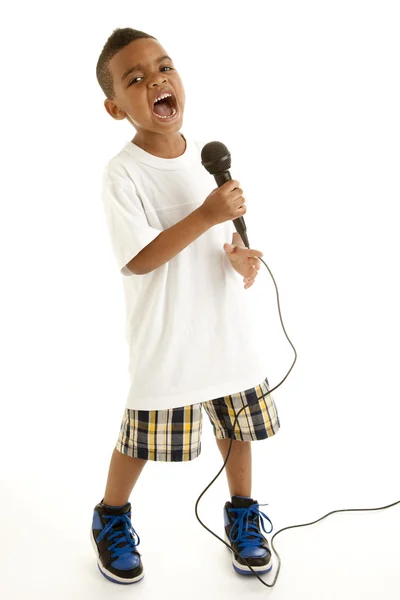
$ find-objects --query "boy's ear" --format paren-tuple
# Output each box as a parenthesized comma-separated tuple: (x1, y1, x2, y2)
(104, 99, 126, 120)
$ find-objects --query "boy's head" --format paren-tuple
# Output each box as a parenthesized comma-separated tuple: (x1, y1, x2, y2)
(96, 28, 185, 139)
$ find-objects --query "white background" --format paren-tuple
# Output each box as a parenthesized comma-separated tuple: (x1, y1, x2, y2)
(1, 1, 399, 598)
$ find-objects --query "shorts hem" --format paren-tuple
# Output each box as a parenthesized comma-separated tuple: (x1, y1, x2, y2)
(213, 419, 281, 441)
(115, 441, 202, 462)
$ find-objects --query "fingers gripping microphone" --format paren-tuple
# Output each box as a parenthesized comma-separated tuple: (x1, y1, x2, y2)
(201, 141, 250, 248)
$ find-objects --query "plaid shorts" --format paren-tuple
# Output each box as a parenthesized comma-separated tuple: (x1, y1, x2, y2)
(115, 377, 280, 462)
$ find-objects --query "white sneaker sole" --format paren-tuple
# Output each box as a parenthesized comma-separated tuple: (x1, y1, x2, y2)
(90, 526, 144, 584)
(224, 532, 273, 575)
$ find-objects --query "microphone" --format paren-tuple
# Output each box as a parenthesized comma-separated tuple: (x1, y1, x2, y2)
(201, 141, 250, 248)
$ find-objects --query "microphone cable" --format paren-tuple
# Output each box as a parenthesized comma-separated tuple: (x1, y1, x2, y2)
(194, 249, 400, 589)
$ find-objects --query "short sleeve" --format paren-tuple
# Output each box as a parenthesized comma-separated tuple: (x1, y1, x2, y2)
(102, 163, 162, 276)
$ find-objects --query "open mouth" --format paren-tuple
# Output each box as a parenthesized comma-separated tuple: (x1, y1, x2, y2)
(152, 92, 178, 120)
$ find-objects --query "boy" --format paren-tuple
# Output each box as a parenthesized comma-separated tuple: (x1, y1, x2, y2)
(92, 27, 280, 585)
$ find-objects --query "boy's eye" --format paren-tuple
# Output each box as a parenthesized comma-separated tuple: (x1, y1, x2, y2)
(128, 66, 174, 86)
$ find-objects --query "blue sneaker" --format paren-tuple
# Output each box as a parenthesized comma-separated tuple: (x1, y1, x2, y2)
(90, 498, 144, 584)
(223, 495, 273, 575)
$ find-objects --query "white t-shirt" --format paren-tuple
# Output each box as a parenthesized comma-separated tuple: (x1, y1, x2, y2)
(101, 135, 268, 410)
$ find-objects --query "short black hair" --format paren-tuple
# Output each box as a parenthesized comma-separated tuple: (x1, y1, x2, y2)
(96, 27, 157, 99)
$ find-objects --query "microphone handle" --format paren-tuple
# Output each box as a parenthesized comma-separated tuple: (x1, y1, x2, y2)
(213, 170, 250, 248)
(213, 171, 232, 187)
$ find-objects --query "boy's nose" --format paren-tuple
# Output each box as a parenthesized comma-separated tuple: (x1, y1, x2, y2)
(148, 75, 167, 88)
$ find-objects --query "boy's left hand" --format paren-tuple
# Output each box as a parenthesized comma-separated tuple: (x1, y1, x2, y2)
(224, 232, 263, 289)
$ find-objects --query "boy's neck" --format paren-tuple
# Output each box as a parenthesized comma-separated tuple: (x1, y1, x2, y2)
(132, 132, 186, 159)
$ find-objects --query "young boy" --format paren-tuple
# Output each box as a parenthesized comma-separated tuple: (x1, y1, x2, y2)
(92, 27, 280, 585)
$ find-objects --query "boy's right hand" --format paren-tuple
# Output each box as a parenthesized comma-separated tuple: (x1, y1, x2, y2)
(200, 180, 247, 227)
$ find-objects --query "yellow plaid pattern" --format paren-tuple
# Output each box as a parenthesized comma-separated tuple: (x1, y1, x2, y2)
(115, 377, 280, 462)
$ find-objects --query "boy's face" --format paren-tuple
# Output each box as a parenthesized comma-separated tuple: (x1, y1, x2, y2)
(105, 38, 185, 136)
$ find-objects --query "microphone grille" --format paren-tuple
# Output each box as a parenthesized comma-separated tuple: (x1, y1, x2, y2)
(201, 141, 231, 174)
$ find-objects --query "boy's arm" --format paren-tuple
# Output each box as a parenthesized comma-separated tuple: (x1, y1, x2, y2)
(127, 206, 213, 275)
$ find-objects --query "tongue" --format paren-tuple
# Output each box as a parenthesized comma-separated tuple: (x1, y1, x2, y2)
(153, 99, 173, 117)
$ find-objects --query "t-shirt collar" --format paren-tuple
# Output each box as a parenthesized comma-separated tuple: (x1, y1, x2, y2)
(123, 134, 197, 170)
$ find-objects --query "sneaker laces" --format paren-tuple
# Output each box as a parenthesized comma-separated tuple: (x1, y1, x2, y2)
(228, 503, 273, 551)
(97, 514, 140, 558)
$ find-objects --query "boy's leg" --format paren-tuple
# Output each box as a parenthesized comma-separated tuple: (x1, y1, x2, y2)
(203, 377, 280, 499)
(203, 379, 279, 575)
(215, 438, 252, 498)
(103, 448, 147, 506)
(102, 402, 204, 506)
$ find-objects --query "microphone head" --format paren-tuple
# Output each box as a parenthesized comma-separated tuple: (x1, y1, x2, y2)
(201, 141, 231, 175)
